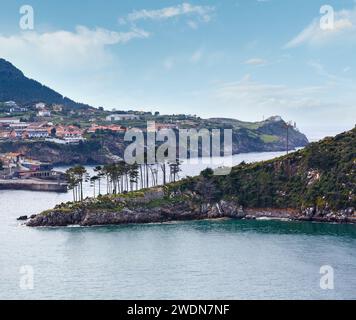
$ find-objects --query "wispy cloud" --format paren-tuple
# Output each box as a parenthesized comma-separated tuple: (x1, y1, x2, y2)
(244, 58, 267, 66)
(120, 2, 215, 28)
(285, 6, 356, 48)
(191, 49, 203, 63)
(211, 73, 356, 132)
(215, 75, 325, 111)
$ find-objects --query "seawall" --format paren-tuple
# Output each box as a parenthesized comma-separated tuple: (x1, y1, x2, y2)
(0, 179, 67, 193)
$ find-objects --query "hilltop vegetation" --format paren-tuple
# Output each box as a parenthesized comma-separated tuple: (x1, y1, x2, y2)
(175, 127, 356, 210)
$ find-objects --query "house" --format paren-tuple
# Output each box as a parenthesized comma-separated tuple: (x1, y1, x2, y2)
(37, 110, 51, 117)
(9, 123, 30, 130)
(52, 104, 63, 112)
(10, 130, 22, 139)
(0, 118, 21, 124)
(147, 122, 178, 132)
(105, 114, 140, 122)
(35, 102, 46, 110)
(56, 125, 83, 138)
(3, 102, 28, 113)
(87, 124, 126, 133)
(155, 123, 178, 130)
(54, 125, 85, 143)
(4, 101, 18, 108)
(9, 106, 28, 113)
(0, 152, 25, 169)
(0, 131, 10, 139)
(22, 128, 50, 139)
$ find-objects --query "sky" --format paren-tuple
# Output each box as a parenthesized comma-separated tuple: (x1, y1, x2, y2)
(0, 0, 355, 140)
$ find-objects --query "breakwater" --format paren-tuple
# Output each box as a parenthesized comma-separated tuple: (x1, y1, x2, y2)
(0, 179, 67, 193)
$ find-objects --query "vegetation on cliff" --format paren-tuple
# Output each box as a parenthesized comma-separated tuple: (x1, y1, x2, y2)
(26, 128, 355, 227)
(174, 127, 356, 210)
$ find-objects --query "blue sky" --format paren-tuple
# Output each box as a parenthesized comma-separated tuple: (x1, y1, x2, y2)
(0, 0, 355, 139)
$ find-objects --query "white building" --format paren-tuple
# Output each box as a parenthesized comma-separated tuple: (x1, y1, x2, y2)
(25, 129, 49, 139)
(37, 110, 51, 117)
(9, 123, 29, 130)
(0, 118, 21, 124)
(35, 102, 47, 109)
(106, 114, 140, 122)
(4, 101, 18, 107)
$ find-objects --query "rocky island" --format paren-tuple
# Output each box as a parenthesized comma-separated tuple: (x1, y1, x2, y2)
(26, 127, 355, 227)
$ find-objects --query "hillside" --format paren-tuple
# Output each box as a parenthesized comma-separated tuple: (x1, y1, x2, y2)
(0, 59, 308, 163)
(26, 128, 355, 227)
(0, 58, 91, 109)
(177, 127, 356, 211)
(203, 116, 308, 153)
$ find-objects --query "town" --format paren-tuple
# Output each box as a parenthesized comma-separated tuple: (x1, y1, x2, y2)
(0, 100, 187, 144)
(0, 100, 194, 191)
(0, 100, 307, 192)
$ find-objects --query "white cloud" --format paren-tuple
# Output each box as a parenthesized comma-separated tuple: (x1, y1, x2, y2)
(121, 2, 214, 28)
(0, 26, 149, 70)
(244, 58, 267, 66)
(0, 26, 150, 106)
(191, 49, 203, 63)
(307, 61, 339, 82)
(285, 6, 356, 48)
(215, 75, 325, 111)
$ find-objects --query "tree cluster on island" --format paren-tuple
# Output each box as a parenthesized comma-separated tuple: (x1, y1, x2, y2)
(65, 159, 182, 202)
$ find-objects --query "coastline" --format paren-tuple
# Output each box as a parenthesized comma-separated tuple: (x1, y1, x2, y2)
(24, 193, 356, 227)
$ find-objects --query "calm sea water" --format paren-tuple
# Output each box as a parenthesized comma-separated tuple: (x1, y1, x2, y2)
(1, 151, 355, 300)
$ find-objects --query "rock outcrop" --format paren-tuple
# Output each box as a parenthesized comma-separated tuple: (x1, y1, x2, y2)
(26, 194, 243, 227)
(26, 188, 356, 227)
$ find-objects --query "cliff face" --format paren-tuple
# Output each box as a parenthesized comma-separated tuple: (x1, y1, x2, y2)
(26, 189, 355, 227)
(0, 139, 124, 165)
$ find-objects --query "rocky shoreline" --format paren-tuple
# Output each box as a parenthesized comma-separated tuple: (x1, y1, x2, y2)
(21, 128, 356, 228)
(24, 188, 356, 227)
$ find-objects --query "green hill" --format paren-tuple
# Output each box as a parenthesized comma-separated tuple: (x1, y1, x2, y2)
(0, 58, 91, 109)
(176, 127, 356, 210)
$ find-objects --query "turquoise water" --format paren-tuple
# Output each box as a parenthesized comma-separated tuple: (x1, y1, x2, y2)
(1, 151, 355, 299)
(1, 190, 356, 299)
